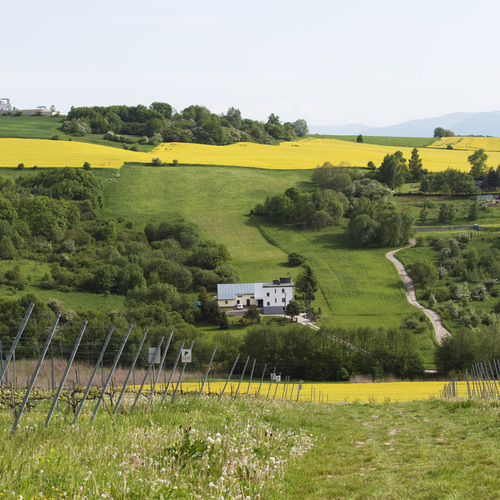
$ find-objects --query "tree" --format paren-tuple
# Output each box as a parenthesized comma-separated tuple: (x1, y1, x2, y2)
(356, 134, 363, 143)
(292, 119, 309, 137)
(377, 154, 406, 189)
(0, 235, 17, 259)
(408, 148, 424, 180)
(468, 149, 488, 180)
(438, 203, 455, 223)
(285, 300, 301, 321)
(419, 207, 428, 224)
(468, 201, 479, 221)
(244, 305, 261, 324)
(295, 264, 318, 296)
(224, 107, 242, 128)
(409, 260, 437, 287)
(433, 127, 455, 138)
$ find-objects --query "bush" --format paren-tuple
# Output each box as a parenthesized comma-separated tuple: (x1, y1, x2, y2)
(152, 157, 163, 166)
(287, 252, 306, 267)
(17, 163, 24, 170)
(83, 161, 91, 170)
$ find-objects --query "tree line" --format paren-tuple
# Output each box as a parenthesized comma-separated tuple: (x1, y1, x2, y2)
(62, 104, 309, 147)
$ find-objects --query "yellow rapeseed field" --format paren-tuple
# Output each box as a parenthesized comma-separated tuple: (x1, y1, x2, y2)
(431, 136, 500, 152)
(155, 380, 467, 403)
(2, 137, 500, 172)
(0, 138, 152, 168)
(152, 138, 500, 172)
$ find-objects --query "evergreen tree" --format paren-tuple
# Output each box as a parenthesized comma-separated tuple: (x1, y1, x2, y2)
(296, 264, 318, 296)
(408, 148, 424, 180)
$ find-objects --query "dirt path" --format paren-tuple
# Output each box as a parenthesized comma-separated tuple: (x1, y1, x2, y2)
(386, 242, 451, 344)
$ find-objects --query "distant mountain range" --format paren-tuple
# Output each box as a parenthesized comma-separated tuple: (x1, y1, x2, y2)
(310, 111, 500, 138)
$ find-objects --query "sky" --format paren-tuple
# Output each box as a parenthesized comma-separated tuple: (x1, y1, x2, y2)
(3, 0, 500, 127)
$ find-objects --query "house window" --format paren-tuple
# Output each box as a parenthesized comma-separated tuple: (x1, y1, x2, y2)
(282, 289, 285, 293)
(266, 292, 270, 296)
(267, 302, 270, 306)
(282, 298, 286, 303)
(225, 301, 228, 304)
(275, 298, 277, 303)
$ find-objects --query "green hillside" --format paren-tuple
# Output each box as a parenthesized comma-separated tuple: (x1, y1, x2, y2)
(100, 164, 418, 328)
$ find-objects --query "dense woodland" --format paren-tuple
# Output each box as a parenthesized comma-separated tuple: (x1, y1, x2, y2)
(63, 103, 309, 146)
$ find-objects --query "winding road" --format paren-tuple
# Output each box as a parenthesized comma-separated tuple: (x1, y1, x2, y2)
(386, 243, 451, 344)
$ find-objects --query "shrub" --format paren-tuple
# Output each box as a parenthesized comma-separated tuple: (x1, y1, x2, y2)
(152, 157, 163, 166)
(288, 252, 306, 266)
(17, 163, 24, 170)
(172, 159, 178, 166)
(83, 161, 91, 170)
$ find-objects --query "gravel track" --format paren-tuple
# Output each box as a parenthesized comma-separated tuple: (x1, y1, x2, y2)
(386, 243, 451, 344)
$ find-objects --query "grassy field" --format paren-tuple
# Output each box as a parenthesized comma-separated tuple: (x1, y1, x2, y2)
(1, 395, 500, 499)
(0, 115, 156, 151)
(310, 135, 437, 148)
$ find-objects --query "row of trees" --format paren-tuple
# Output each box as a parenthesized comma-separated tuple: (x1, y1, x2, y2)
(243, 320, 425, 380)
(63, 104, 309, 146)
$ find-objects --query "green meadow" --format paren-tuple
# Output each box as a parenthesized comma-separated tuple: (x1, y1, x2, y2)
(2, 396, 500, 499)
(101, 163, 418, 328)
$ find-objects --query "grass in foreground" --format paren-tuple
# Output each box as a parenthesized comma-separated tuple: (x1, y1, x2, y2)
(1, 396, 500, 499)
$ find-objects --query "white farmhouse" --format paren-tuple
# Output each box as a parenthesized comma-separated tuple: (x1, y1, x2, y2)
(0, 98, 12, 112)
(217, 277, 294, 315)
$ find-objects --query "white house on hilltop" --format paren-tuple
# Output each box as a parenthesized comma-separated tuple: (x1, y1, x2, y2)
(0, 98, 12, 112)
(217, 277, 294, 315)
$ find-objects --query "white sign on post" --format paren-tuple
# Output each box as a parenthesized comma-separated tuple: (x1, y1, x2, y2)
(275, 375, 281, 383)
(148, 347, 161, 364)
(182, 349, 192, 363)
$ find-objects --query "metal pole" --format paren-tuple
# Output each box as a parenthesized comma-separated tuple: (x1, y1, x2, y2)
(266, 367, 276, 398)
(113, 329, 149, 415)
(245, 359, 256, 399)
(12, 350, 16, 391)
(46, 321, 87, 426)
(465, 370, 471, 398)
(91, 324, 133, 422)
(161, 342, 184, 404)
(218, 354, 240, 401)
(172, 341, 194, 402)
(487, 361, 500, 398)
(131, 337, 164, 410)
(234, 356, 250, 398)
(273, 378, 279, 400)
(256, 363, 267, 398)
(11, 313, 60, 434)
(289, 380, 295, 401)
(199, 345, 217, 399)
(149, 329, 174, 403)
(74, 326, 115, 424)
(0, 303, 34, 383)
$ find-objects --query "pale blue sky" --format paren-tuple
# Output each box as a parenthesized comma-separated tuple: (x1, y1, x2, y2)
(3, 0, 499, 126)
